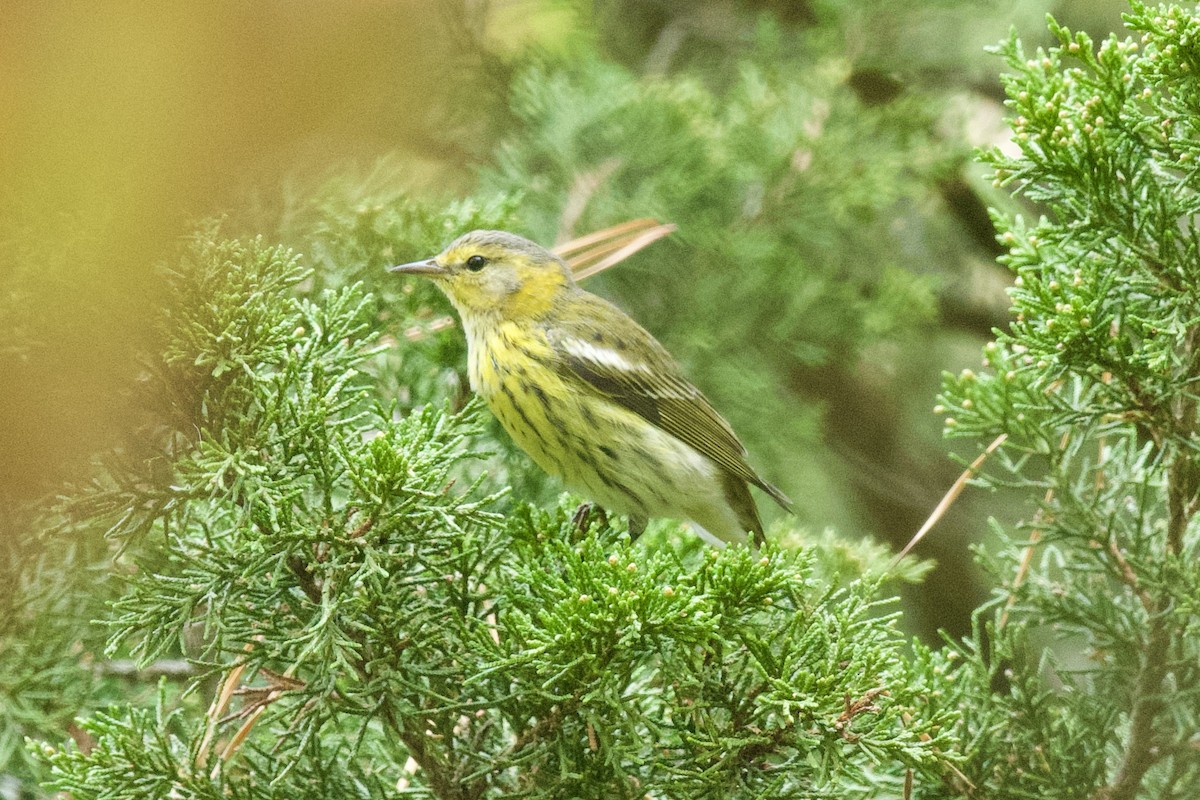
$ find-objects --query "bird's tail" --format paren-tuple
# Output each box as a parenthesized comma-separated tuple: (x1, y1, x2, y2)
(756, 478, 795, 515)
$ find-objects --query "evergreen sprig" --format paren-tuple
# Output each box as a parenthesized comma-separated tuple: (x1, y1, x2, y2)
(23, 225, 952, 799)
(13, 4, 1200, 798)
(937, 4, 1200, 797)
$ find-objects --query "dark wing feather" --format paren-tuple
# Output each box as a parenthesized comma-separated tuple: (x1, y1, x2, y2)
(546, 292, 792, 512)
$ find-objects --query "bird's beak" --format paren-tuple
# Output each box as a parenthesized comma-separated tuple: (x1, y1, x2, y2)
(388, 258, 447, 277)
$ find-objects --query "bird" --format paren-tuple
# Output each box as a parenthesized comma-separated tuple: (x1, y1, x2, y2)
(389, 229, 791, 546)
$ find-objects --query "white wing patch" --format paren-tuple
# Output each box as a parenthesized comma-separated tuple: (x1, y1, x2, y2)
(560, 337, 651, 375)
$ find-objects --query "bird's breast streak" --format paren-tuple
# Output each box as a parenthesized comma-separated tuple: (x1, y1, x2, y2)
(465, 320, 744, 540)
(470, 324, 561, 449)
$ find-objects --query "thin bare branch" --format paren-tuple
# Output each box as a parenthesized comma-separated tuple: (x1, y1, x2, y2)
(890, 433, 1007, 568)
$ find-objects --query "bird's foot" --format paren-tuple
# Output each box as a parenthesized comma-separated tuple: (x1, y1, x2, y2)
(628, 515, 646, 543)
(570, 502, 609, 536)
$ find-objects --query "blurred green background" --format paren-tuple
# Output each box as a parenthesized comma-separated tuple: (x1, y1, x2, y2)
(0, 0, 1134, 637)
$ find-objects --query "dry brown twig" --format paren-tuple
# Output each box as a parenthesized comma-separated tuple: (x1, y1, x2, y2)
(557, 158, 623, 240)
(197, 638, 306, 779)
(196, 640, 256, 768)
(556, 218, 678, 281)
(890, 433, 1008, 569)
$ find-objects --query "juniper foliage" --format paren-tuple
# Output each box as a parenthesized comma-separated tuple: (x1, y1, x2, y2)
(937, 4, 1200, 797)
(20, 224, 950, 799)
(7, 3, 1200, 799)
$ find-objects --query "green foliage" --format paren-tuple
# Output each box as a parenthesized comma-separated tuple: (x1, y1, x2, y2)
(488, 32, 945, 367)
(937, 4, 1200, 796)
(261, 175, 567, 502)
(0, 508, 109, 785)
(12, 3, 1200, 799)
(15, 225, 952, 799)
(478, 22, 969, 530)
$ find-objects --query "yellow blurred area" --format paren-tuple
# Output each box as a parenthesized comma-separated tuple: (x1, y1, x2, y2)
(0, 0, 488, 501)
(485, 0, 587, 56)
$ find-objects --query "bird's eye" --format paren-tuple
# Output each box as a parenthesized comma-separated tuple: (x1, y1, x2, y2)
(465, 255, 487, 272)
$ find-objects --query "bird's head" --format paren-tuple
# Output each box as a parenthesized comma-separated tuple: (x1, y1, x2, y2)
(389, 230, 574, 321)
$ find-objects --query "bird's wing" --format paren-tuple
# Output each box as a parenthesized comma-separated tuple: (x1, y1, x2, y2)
(546, 293, 791, 511)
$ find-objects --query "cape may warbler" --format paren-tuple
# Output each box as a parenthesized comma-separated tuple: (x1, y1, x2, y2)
(390, 230, 791, 546)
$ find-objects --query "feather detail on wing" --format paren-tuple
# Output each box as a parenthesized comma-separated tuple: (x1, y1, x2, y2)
(546, 292, 793, 513)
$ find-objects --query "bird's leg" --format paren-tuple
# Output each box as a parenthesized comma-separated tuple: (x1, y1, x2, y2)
(570, 502, 593, 531)
(571, 502, 609, 535)
(628, 515, 647, 542)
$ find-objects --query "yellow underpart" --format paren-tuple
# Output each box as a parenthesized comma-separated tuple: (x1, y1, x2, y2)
(463, 316, 745, 541)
